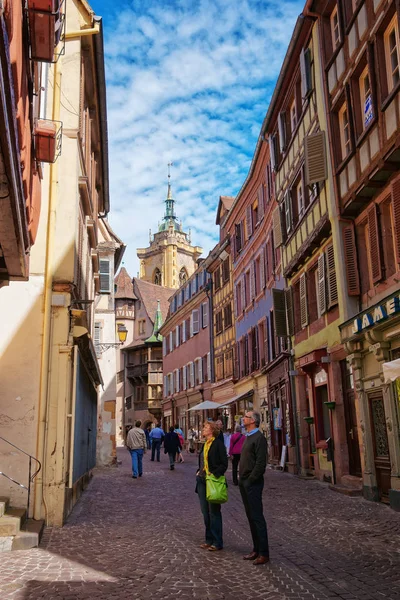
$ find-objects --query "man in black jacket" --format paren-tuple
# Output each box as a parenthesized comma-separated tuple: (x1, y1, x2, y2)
(239, 410, 270, 565)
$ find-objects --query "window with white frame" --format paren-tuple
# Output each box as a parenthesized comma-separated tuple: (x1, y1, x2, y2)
(330, 6, 340, 50)
(384, 15, 400, 92)
(99, 258, 111, 293)
(296, 178, 304, 219)
(290, 97, 297, 134)
(94, 321, 101, 357)
(359, 66, 373, 129)
(338, 103, 351, 160)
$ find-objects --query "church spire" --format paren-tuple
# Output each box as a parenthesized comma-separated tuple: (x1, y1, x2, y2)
(164, 161, 176, 220)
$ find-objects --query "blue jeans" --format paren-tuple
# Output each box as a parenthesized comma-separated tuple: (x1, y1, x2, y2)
(196, 476, 223, 549)
(151, 439, 161, 461)
(130, 449, 144, 477)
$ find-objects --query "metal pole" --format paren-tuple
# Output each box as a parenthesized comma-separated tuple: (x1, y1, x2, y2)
(27, 457, 32, 530)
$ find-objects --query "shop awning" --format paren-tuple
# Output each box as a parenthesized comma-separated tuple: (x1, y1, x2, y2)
(187, 400, 221, 412)
(382, 359, 400, 383)
(219, 390, 254, 407)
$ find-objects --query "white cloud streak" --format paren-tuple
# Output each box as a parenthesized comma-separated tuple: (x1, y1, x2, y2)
(95, 0, 304, 277)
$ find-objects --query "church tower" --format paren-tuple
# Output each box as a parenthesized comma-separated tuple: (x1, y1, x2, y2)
(137, 166, 202, 289)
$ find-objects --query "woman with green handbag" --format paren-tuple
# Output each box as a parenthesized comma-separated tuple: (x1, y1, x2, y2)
(195, 421, 228, 552)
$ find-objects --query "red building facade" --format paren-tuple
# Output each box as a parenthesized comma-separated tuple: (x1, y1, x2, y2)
(160, 264, 212, 435)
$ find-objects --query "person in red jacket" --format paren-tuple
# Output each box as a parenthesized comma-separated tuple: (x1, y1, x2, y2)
(229, 425, 245, 486)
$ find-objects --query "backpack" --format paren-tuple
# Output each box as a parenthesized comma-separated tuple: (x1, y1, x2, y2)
(178, 433, 184, 448)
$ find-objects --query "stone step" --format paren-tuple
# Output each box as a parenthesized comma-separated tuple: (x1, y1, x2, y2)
(341, 474, 363, 490)
(0, 514, 22, 536)
(11, 519, 45, 551)
(0, 497, 10, 518)
(329, 484, 363, 497)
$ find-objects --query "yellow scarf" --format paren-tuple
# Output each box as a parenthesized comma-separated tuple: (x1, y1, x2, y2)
(203, 438, 214, 475)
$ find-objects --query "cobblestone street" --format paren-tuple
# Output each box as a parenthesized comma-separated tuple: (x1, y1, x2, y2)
(1, 449, 400, 600)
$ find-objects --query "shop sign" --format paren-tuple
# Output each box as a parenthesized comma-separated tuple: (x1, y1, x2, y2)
(352, 295, 400, 334)
(273, 407, 282, 430)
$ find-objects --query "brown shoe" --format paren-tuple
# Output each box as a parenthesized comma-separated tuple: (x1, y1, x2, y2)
(253, 556, 270, 565)
(199, 543, 212, 549)
(208, 545, 223, 551)
(243, 551, 259, 560)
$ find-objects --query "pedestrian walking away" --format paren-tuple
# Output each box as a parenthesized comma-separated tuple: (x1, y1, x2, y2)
(163, 426, 182, 470)
(150, 423, 165, 461)
(195, 420, 228, 552)
(239, 410, 270, 565)
(215, 419, 224, 442)
(229, 425, 245, 486)
(188, 426, 197, 453)
(126, 420, 147, 479)
(174, 423, 185, 462)
(144, 424, 151, 450)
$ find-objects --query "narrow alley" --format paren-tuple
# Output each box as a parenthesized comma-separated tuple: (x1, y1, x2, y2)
(1, 449, 400, 600)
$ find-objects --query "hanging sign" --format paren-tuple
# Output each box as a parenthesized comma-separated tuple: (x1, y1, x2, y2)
(352, 294, 400, 334)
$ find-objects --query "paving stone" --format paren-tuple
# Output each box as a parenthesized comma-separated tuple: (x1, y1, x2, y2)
(1, 449, 400, 599)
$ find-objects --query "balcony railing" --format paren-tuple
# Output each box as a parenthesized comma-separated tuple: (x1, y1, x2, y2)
(126, 363, 147, 379)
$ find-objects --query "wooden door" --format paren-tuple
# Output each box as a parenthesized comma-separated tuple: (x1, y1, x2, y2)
(369, 391, 391, 500)
(341, 361, 362, 476)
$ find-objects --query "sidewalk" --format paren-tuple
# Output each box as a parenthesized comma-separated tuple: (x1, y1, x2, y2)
(1, 447, 400, 599)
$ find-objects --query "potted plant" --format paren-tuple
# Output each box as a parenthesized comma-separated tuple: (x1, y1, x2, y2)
(304, 416, 314, 424)
(324, 401, 336, 410)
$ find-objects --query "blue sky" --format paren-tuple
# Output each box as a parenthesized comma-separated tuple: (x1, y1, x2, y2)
(89, 0, 304, 278)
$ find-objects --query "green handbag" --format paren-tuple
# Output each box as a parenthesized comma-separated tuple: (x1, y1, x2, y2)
(206, 473, 228, 504)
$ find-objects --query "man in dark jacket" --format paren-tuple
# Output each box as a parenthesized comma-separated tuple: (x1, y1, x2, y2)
(164, 427, 181, 470)
(239, 410, 269, 565)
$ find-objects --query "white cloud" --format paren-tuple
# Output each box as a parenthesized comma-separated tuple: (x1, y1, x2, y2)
(96, 0, 304, 277)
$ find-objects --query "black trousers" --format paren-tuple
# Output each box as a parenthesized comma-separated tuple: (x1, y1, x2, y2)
(239, 478, 269, 557)
(232, 455, 240, 485)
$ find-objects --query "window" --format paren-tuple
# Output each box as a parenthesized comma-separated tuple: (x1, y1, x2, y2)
(236, 281, 242, 315)
(125, 396, 132, 410)
(222, 257, 230, 283)
(258, 320, 266, 367)
(252, 200, 259, 229)
(201, 301, 209, 328)
(339, 103, 351, 160)
(94, 321, 101, 357)
(215, 310, 223, 335)
(153, 268, 162, 286)
(179, 268, 188, 286)
(384, 15, 400, 92)
(296, 178, 305, 219)
(138, 319, 146, 335)
(99, 258, 111, 293)
(224, 303, 232, 329)
(359, 67, 373, 130)
(330, 6, 340, 50)
(290, 98, 297, 134)
(192, 309, 200, 334)
(235, 222, 243, 255)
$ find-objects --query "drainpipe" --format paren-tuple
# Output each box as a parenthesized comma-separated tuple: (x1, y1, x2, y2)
(288, 340, 301, 476)
(205, 274, 214, 384)
(34, 59, 61, 521)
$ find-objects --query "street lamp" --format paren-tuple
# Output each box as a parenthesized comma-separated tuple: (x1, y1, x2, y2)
(96, 323, 128, 354)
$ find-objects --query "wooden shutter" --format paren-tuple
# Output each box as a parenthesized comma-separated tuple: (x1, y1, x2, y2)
(244, 334, 249, 375)
(272, 288, 287, 337)
(269, 135, 277, 171)
(241, 275, 246, 311)
(202, 301, 208, 328)
(190, 362, 194, 388)
(343, 224, 360, 295)
(317, 253, 327, 315)
(234, 342, 240, 380)
(254, 326, 259, 370)
(250, 261, 256, 300)
(278, 112, 287, 153)
(169, 331, 173, 350)
(190, 313, 193, 337)
(182, 366, 187, 390)
(192, 309, 200, 334)
(284, 288, 294, 336)
(300, 273, 308, 328)
(260, 249, 266, 289)
(182, 320, 186, 343)
(207, 352, 211, 382)
(326, 244, 338, 308)
(273, 207, 283, 248)
(198, 358, 203, 384)
(300, 47, 312, 99)
(391, 176, 400, 264)
(367, 204, 383, 283)
(162, 337, 166, 356)
(264, 316, 269, 364)
(258, 185, 265, 220)
(99, 258, 110, 293)
(246, 205, 253, 239)
(94, 322, 101, 357)
(176, 325, 180, 347)
(305, 131, 327, 185)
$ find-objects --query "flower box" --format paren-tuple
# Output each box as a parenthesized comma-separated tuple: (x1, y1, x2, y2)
(34, 120, 58, 163)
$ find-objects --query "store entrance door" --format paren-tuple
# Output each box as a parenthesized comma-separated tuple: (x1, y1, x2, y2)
(369, 391, 391, 501)
(341, 361, 361, 477)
